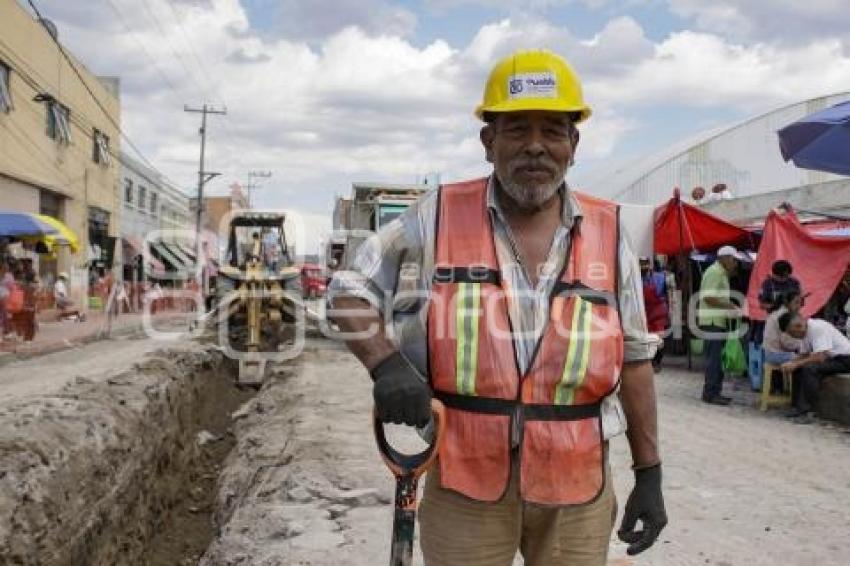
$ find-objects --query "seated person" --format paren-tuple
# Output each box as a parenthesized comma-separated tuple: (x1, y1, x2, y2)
(778, 312, 850, 423)
(763, 290, 803, 365)
(54, 272, 83, 321)
(245, 232, 265, 268)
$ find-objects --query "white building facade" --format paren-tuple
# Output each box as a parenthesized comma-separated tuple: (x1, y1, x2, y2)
(119, 152, 192, 279)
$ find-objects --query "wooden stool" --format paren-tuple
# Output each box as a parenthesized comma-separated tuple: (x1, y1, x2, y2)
(759, 363, 793, 411)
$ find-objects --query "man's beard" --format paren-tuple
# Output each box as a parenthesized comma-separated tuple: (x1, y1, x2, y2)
(497, 157, 565, 211)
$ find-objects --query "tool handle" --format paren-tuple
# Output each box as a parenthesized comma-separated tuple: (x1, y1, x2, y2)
(374, 399, 445, 480)
(390, 506, 417, 566)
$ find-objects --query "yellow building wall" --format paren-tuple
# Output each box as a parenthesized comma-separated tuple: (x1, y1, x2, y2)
(0, 0, 121, 272)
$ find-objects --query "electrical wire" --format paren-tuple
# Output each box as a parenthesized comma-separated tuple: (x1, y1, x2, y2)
(161, 0, 249, 174)
(106, 0, 248, 180)
(100, 0, 185, 108)
(26, 0, 161, 174)
(139, 0, 209, 100)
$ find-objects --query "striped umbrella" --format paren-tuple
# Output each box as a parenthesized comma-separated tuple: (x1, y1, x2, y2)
(0, 211, 58, 237)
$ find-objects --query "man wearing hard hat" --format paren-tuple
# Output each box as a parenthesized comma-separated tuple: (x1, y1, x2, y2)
(329, 50, 666, 565)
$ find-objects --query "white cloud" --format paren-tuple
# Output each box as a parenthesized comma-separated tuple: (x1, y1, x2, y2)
(590, 31, 850, 111)
(18, 0, 850, 252)
(269, 0, 417, 42)
(667, 0, 850, 43)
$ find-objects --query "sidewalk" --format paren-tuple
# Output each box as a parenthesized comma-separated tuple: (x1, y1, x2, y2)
(0, 309, 192, 362)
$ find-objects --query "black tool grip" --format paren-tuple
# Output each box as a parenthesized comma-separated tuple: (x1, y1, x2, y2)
(374, 399, 445, 479)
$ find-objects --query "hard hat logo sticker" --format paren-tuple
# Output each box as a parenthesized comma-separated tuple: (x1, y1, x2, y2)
(507, 72, 557, 100)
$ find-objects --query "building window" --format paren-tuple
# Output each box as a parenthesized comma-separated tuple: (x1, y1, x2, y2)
(138, 185, 147, 211)
(0, 61, 11, 113)
(150, 192, 158, 216)
(124, 178, 133, 204)
(46, 100, 71, 144)
(93, 129, 110, 165)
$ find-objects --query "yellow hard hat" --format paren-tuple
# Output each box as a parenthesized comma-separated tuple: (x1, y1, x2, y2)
(475, 49, 591, 122)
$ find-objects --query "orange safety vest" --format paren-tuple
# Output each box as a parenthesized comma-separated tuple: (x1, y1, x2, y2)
(427, 177, 624, 505)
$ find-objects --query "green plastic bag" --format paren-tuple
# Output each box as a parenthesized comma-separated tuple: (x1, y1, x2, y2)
(721, 335, 747, 376)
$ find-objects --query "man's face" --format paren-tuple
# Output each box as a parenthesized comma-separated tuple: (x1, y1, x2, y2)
(787, 317, 807, 339)
(718, 255, 738, 273)
(481, 111, 578, 211)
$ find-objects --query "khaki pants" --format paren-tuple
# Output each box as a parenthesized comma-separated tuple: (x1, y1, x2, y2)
(419, 460, 616, 566)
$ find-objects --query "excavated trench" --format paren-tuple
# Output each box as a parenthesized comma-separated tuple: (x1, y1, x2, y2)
(0, 342, 265, 565)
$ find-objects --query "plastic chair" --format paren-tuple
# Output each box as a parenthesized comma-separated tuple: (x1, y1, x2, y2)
(759, 363, 793, 411)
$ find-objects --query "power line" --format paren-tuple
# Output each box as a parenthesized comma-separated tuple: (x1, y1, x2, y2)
(26, 0, 161, 174)
(161, 0, 248, 173)
(0, 120, 77, 186)
(0, 42, 141, 167)
(100, 0, 185, 108)
(164, 0, 219, 97)
(139, 0, 208, 100)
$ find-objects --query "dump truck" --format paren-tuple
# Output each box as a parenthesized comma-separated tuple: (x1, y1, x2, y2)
(327, 182, 430, 271)
(213, 212, 301, 387)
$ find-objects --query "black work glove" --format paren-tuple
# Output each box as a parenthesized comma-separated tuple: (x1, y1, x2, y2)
(617, 463, 668, 556)
(371, 351, 432, 428)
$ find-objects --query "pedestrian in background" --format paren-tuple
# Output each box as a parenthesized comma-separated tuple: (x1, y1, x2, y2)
(54, 272, 83, 322)
(0, 264, 9, 338)
(641, 257, 668, 371)
(758, 260, 801, 314)
(698, 246, 745, 405)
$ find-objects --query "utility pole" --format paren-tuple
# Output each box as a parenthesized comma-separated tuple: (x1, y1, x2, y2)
(246, 170, 272, 208)
(184, 103, 226, 264)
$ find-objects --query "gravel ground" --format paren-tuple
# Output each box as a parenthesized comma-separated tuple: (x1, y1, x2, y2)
(204, 341, 850, 565)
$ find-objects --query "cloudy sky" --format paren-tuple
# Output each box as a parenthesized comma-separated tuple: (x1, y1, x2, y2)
(19, 0, 850, 252)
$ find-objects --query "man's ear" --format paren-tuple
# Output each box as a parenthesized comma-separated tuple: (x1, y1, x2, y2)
(569, 127, 580, 166)
(480, 125, 495, 164)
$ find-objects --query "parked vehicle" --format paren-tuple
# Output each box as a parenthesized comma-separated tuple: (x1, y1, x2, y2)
(301, 263, 327, 299)
(328, 182, 430, 273)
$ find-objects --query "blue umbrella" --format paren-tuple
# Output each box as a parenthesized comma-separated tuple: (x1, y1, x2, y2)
(0, 211, 59, 237)
(778, 100, 850, 176)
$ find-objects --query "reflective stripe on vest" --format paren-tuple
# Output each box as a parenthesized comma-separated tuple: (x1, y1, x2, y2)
(427, 177, 623, 505)
(555, 295, 593, 406)
(455, 281, 480, 396)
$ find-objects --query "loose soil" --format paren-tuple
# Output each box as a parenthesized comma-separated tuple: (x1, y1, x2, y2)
(143, 360, 253, 565)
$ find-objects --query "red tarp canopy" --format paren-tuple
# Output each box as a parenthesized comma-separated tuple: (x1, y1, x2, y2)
(746, 208, 850, 321)
(654, 190, 754, 255)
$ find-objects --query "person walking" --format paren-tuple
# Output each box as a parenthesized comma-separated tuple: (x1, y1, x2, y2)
(329, 49, 666, 565)
(697, 245, 745, 405)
